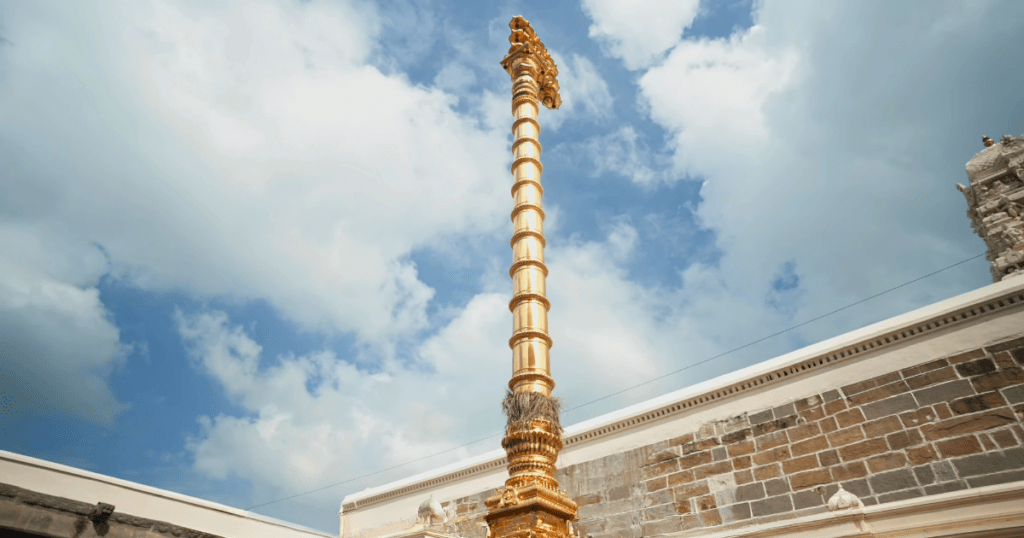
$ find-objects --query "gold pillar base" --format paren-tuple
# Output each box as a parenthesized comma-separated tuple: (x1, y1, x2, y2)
(484, 485, 578, 538)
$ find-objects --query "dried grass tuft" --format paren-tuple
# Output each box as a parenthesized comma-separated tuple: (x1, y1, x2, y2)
(501, 389, 563, 436)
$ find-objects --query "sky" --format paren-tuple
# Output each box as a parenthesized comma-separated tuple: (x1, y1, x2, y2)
(1, 0, 1023, 533)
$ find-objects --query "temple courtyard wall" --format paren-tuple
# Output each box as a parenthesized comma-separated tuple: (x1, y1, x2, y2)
(342, 276, 1024, 538)
(0, 450, 332, 538)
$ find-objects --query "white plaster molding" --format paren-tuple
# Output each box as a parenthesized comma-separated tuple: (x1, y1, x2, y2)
(0, 450, 331, 538)
(664, 480, 1024, 538)
(342, 277, 1024, 515)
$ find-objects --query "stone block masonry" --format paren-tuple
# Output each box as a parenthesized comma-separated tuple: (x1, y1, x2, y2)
(433, 335, 1024, 538)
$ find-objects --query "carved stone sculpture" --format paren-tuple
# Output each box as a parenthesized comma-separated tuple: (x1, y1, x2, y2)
(827, 485, 864, 511)
(417, 496, 447, 527)
(961, 134, 1024, 281)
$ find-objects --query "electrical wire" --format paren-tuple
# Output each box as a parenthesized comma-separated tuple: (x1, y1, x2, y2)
(244, 251, 986, 510)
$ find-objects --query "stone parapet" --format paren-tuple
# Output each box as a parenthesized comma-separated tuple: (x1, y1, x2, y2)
(427, 335, 1024, 538)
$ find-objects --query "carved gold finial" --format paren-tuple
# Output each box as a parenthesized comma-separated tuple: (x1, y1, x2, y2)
(501, 16, 561, 110)
(983, 136, 994, 147)
(485, 16, 577, 538)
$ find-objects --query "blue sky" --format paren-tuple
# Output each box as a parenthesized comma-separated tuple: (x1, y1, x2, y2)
(2, 0, 1023, 533)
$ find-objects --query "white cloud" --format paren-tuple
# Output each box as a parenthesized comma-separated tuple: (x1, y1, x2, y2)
(582, 0, 701, 70)
(0, 258, 129, 428)
(0, 0, 511, 356)
(615, 0, 1015, 351)
(579, 126, 666, 186)
(545, 53, 614, 130)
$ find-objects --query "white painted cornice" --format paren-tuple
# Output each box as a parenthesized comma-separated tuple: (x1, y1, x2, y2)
(343, 277, 1024, 513)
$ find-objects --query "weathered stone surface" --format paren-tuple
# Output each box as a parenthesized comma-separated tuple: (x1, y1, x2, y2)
(994, 351, 1017, 369)
(641, 459, 679, 480)
(734, 482, 765, 503)
(971, 367, 1024, 392)
(827, 426, 865, 447)
(773, 403, 797, 419)
(952, 447, 1024, 477)
(822, 390, 842, 402)
(899, 408, 937, 428)
(643, 488, 673, 508)
(843, 372, 902, 397)
(752, 446, 790, 466)
(641, 503, 678, 522)
(985, 335, 1024, 353)
(907, 445, 938, 465)
(732, 456, 752, 470)
(831, 461, 868, 481)
(790, 469, 831, 490)
(869, 468, 917, 494)
(824, 399, 847, 416)
(840, 478, 872, 500)
(863, 416, 903, 437)
(914, 380, 975, 406)
(749, 410, 774, 425)
(877, 488, 924, 504)
(792, 489, 823, 510)
(799, 405, 826, 422)
(721, 429, 750, 445)
(835, 408, 866, 428)
(753, 415, 798, 437)
(849, 381, 911, 406)
(965, 469, 1024, 488)
(669, 433, 696, 447)
(666, 470, 695, 489)
(677, 451, 713, 471)
(694, 495, 716, 512)
(753, 464, 781, 481)
(818, 450, 840, 467)
(933, 460, 958, 482)
(791, 435, 827, 457)
(867, 453, 907, 473)
(955, 358, 997, 377)
(839, 439, 887, 462)
(992, 429, 1019, 448)
(901, 358, 949, 379)
(947, 349, 986, 364)
(925, 481, 967, 495)
(905, 364, 959, 389)
(936, 435, 983, 458)
(861, 394, 918, 420)
(694, 462, 732, 480)
(920, 409, 1016, 441)
(719, 502, 751, 523)
(886, 429, 923, 450)
(764, 478, 790, 497)
(781, 455, 818, 474)
(755, 431, 788, 451)
(912, 464, 935, 486)
(1002, 383, 1024, 405)
(750, 494, 793, 517)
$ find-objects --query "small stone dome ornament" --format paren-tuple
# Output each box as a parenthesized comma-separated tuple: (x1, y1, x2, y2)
(417, 495, 447, 526)
(827, 484, 865, 511)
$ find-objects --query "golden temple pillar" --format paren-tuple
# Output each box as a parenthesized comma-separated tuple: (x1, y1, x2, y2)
(485, 16, 578, 538)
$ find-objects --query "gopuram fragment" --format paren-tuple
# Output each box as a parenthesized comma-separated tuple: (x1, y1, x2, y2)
(483, 16, 578, 538)
(959, 134, 1024, 280)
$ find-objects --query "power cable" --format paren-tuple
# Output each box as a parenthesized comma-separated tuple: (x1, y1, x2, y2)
(244, 251, 986, 510)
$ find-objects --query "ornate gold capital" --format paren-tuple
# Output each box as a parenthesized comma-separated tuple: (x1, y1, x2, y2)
(500, 16, 561, 110)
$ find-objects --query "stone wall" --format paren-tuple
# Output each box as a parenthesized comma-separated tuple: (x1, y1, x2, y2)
(432, 335, 1024, 538)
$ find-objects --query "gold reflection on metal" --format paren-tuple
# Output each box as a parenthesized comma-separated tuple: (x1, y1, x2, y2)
(486, 16, 578, 538)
